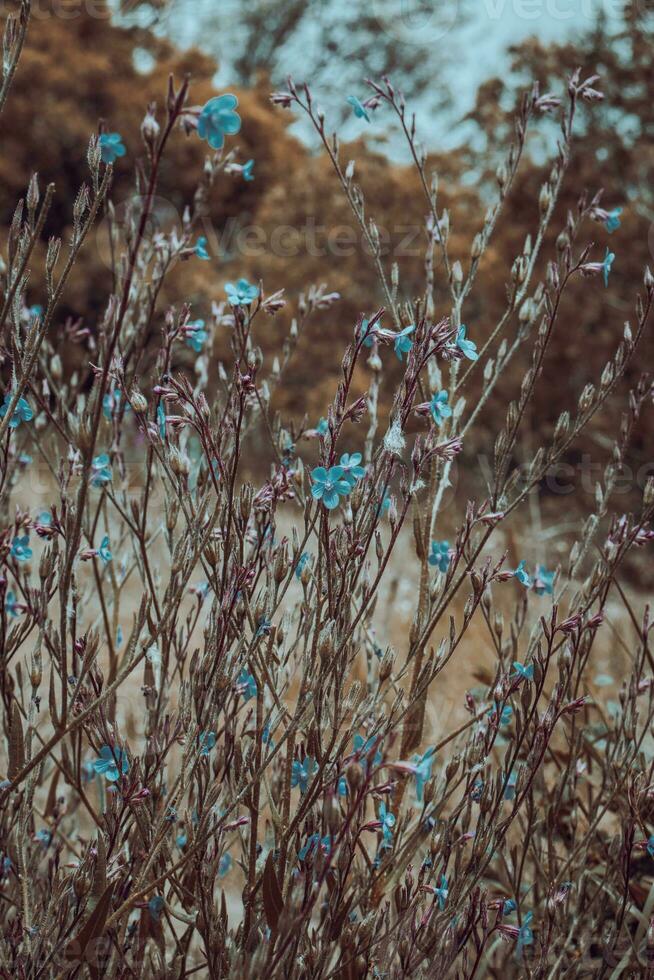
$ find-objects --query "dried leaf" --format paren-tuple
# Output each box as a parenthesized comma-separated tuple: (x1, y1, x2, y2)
(262, 852, 284, 932)
(64, 882, 114, 966)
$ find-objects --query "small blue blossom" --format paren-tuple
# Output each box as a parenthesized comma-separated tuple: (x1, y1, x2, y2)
(514, 561, 532, 588)
(93, 745, 129, 782)
(91, 454, 112, 487)
(18, 454, 32, 466)
(456, 325, 478, 361)
(602, 247, 615, 287)
(197, 94, 241, 150)
(98, 535, 112, 564)
(377, 491, 392, 518)
(99, 133, 126, 164)
(225, 277, 259, 306)
(647, 836, 654, 859)
(534, 565, 554, 596)
(186, 319, 209, 353)
(338, 775, 348, 797)
(428, 540, 450, 573)
(503, 898, 517, 915)
(605, 207, 622, 233)
(471, 779, 484, 802)
(512, 661, 534, 682)
(429, 390, 452, 426)
(35, 829, 52, 846)
(0, 394, 33, 429)
(194, 236, 210, 260)
(295, 552, 310, 579)
(517, 912, 534, 956)
(148, 895, 165, 922)
(496, 704, 513, 726)
(354, 733, 383, 769)
(5, 591, 20, 618)
(157, 404, 166, 441)
(503, 770, 518, 801)
(298, 833, 331, 860)
(359, 317, 377, 347)
(165, 806, 177, 822)
(310, 466, 352, 510)
(346, 95, 371, 123)
(434, 875, 449, 910)
(291, 756, 317, 794)
(10, 536, 32, 562)
(237, 669, 257, 701)
(338, 452, 366, 487)
(116, 626, 123, 647)
(394, 324, 415, 361)
(262, 724, 275, 747)
(316, 417, 329, 436)
(218, 853, 232, 877)
(412, 746, 435, 802)
(176, 831, 187, 848)
(241, 159, 255, 181)
(378, 802, 395, 846)
(102, 390, 130, 421)
(198, 731, 216, 756)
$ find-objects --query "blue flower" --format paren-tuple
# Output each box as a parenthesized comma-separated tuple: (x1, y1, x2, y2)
(338, 775, 348, 797)
(91, 454, 112, 487)
(471, 779, 483, 802)
(218, 853, 232, 877)
(310, 466, 352, 510)
(498, 704, 513, 726)
(378, 802, 395, 845)
(93, 745, 129, 782)
(428, 540, 450, 573)
(503, 770, 518, 801)
(98, 535, 112, 564)
(346, 95, 370, 123)
(225, 277, 259, 306)
(512, 661, 534, 682)
(5, 591, 20, 618)
(197, 94, 241, 150)
(10, 536, 32, 562)
(148, 895, 165, 922)
(35, 829, 52, 846)
(503, 898, 517, 915)
(354, 733, 383, 769)
(176, 830, 187, 848)
(434, 874, 449, 910)
(394, 324, 415, 361)
(456, 326, 478, 361)
(291, 756, 317, 794)
(338, 452, 366, 487)
(316, 417, 329, 436)
(647, 836, 654, 859)
(412, 747, 435, 802)
(429, 390, 452, 426)
(194, 236, 210, 260)
(157, 404, 166, 441)
(237, 669, 257, 701)
(198, 731, 216, 756)
(359, 317, 377, 347)
(116, 626, 123, 647)
(186, 319, 208, 353)
(295, 552, 310, 579)
(603, 247, 615, 287)
(377, 491, 392, 518)
(0, 394, 33, 429)
(605, 207, 622, 233)
(514, 561, 532, 588)
(517, 912, 534, 956)
(102, 390, 130, 421)
(241, 159, 255, 181)
(99, 133, 126, 164)
(533, 565, 554, 596)
(298, 834, 331, 860)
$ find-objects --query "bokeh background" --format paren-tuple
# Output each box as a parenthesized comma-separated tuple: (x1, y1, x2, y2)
(2, 0, 653, 576)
